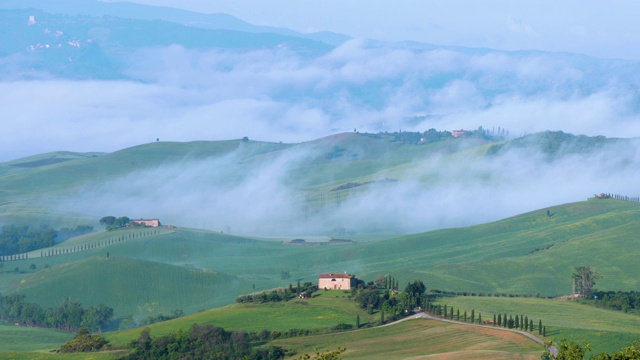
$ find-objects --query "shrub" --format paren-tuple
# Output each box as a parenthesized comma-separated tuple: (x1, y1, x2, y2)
(58, 328, 109, 353)
(332, 323, 353, 331)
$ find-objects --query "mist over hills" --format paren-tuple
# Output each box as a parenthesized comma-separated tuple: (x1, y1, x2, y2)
(2, 3, 640, 358)
(1, 131, 638, 237)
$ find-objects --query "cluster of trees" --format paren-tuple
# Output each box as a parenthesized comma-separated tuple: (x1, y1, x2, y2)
(363, 126, 510, 145)
(55, 225, 94, 242)
(236, 282, 316, 304)
(0, 225, 56, 256)
(121, 325, 288, 360)
(0, 294, 113, 332)
(0, 224, 94, 260)
(100, 216, 131, 230)
(352, 279, 426, 319)
(588, 291, 640, 313)
(139, 309, 184, 326)
(543, 339, 640, 360)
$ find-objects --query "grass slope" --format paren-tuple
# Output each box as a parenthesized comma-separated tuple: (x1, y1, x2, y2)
(105, 290, 378, 347)
(436, 296, 640, 355)
(10, 255, 244, 319)
(2, 198, 639, 320)
(274, 319, 542, 360)
(0, 321, 73, 352)
(354, 198, 640, 295)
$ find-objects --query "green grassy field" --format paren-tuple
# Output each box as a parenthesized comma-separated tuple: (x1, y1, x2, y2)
(2, 198, 640, 321)
(0, 321, 123, 360)
(274, 318, 542, 359)
(105, 290, 379, 348)
(0, 134, 638, 357)
(0, 321, 73, 352)
(435, 296, 640, 355)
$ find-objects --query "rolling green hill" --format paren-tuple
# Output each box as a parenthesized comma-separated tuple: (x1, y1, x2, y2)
(436, 296, 640, 355)
(0, 132, 639, 358)
(1, 197, 639, 321)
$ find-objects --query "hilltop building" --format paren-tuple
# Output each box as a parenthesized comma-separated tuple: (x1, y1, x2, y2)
(318, 273, 356, 290)
(452, 129, 467, 138)
(131, 218, 161, 227)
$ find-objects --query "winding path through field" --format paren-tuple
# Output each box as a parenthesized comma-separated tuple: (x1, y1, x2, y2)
(384, 311, 558, 357)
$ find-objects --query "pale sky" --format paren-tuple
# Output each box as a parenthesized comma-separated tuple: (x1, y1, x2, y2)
(101, 0, 640, 60)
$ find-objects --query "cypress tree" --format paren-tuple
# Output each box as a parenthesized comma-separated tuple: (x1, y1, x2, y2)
(515, 315, 519, 329)
(539, 320, 542, 335)
(478, 313, 482, 324)
(520, 315, 524, 330)
(463, 311, 467, 322)
(456, 309, 460, 321)
(449, 307, 453, 319)
(444, 305, 448, 319)
(471, 309, 475, 323)
(497, 314, 501, 326)
(543, 326, 546, 337)
(525, 316, 529, 331)
(530, 319, 534, 332)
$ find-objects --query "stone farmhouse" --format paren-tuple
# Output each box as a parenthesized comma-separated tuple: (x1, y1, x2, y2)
(131, 218, 161, 227)
(318, 273, 356, 290)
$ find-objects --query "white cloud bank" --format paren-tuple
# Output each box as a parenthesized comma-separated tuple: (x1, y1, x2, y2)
(2, 40, 640, 162)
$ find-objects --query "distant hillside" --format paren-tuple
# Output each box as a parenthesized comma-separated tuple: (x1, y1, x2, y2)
(487, 131, 629, 159)
(0, 0, 351, 45)
(0, 7, 332, 79)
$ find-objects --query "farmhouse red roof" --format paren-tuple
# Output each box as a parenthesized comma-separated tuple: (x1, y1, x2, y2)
(319, 273, 354, 279)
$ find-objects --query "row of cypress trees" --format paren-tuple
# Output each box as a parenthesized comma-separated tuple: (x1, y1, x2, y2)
(428, 304, 546, 336)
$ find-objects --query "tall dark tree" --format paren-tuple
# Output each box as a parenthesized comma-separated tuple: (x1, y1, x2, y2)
(572, 266, 600, 299)
(404, 280, 426, 307)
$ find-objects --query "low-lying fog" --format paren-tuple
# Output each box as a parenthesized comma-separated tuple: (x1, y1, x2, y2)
(3, 36, 640, 235)
(60, 134, 640, 236)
